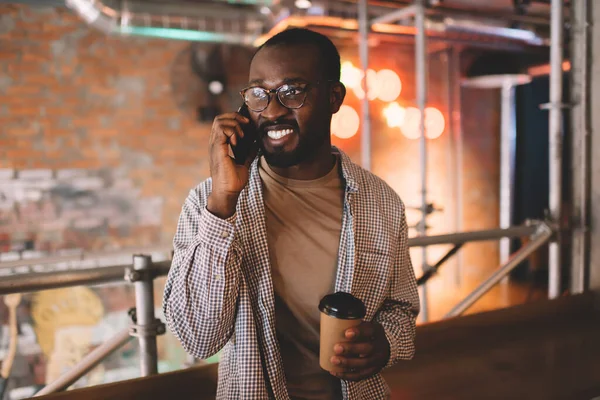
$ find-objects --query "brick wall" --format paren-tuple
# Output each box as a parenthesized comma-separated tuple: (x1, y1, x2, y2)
(0, 5, 227, 258)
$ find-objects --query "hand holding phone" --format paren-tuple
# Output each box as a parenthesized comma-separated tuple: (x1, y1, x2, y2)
(206, 105, 258, 219)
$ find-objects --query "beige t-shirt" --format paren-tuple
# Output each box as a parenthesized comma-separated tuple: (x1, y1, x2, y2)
(259, 155, 344, 400)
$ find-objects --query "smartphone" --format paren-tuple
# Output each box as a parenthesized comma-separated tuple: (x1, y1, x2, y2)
(232, 103, 258, 165)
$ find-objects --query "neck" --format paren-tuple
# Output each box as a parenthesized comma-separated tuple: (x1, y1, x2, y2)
(268, 142, 335, 180)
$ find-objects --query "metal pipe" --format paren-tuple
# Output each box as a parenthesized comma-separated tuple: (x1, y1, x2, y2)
(407, 223, 542, 247)
(358, 0, 552, 27)
(0, 223, 545, 296)
(569, 0, 591, 294)
(65, 0, 265, 45)
(417, 244, 463, 286)
(447, 46, 464, 287)
(0, 261, 171, 296)
(445, 223, 553, 318)
(589, 0, 600, 290)
(415, 0, 429, 322)
(132, 255, 159, 376)
(444, 48, 456, 285)
(34, 328, 133, 396)
(548, 0, 564, 299)
(0, 245, 172, 269)
(370, 4, 417, 25)
(499, 79, 517, 267)
(358, 0, 371, 171)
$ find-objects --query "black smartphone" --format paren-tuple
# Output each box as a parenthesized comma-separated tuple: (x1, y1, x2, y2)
(232, 103, 258, 165)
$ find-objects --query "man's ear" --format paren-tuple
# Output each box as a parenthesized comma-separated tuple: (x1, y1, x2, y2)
(330, 82, 346, 113)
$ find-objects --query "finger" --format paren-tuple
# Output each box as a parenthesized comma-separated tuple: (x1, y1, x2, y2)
(334, 342, 374, 358)
(222, 127, 238, 147)
(345, 322, 375, 341)
(215, 120, 245, 141)
(212, 126, 241, 149)
(210, 118, 245, 146)
(216, 112, 250, 124)
(331, 355, 374, 370)
(331, 366, 379, 382)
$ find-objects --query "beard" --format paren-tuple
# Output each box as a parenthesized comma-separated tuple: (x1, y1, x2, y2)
(260, 127, 329, 168)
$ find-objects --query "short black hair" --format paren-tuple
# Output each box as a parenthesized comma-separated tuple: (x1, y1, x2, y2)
(255, 28, 341, 82)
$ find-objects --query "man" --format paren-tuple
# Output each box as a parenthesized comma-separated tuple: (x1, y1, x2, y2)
(163, 28, 420, 400)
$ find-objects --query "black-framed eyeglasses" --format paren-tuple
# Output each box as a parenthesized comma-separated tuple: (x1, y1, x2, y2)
(239, 81, 334, 112)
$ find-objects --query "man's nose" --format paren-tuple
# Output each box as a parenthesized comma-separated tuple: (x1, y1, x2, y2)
(260, 95, 290, 121)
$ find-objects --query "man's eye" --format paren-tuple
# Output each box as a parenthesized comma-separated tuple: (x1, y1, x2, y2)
(251, 88, 267, 98)
(283, 87, 304, 96)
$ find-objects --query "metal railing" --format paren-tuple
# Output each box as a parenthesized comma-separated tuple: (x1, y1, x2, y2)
(0, 261, 170, 295)
(0, 219, 553, 396)
(30, 254, 168, 397)
(444, 221, 553, 317)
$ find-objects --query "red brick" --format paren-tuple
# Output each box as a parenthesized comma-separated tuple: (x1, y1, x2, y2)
(7, 63, 43, 75)
(5, 124, 40, 137)
(44, 128, 72, 138)
(66, 159, 102, 169)
(0, 49, 20, 61)
(21, 74, 60, 86)
(21, 52, 52, 64)
(91, 128, 120, 137)
(6, 148, 39, 159)
(0, 95, 38, 105)
(72, 117, 101, 127)
(8, 105, 42, 116)
(5, 85, 43, 96)
(1, 30, 28, 40)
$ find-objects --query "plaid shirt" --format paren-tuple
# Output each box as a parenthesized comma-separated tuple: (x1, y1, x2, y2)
(163, 147, 420, 400)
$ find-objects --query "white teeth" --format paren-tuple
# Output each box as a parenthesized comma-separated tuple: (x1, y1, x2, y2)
(267, 129, 293, 140)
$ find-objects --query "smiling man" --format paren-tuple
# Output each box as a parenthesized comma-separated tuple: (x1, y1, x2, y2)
(163, 28, 420, 400)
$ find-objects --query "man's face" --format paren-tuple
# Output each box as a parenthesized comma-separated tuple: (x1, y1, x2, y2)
(246, 43, 344, 168)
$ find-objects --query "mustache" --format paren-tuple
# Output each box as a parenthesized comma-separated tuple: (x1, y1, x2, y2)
(258, 120, 299, 133)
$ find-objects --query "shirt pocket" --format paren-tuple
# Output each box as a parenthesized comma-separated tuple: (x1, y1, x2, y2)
(352, 251, 392, 320)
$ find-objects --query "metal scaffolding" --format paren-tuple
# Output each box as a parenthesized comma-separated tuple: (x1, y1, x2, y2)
(548, 0, 565, 299)
(354, 0, 570, 316)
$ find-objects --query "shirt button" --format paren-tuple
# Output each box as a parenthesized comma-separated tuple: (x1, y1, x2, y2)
(214, 274, 222, 281)
(220, 231, 229, 238)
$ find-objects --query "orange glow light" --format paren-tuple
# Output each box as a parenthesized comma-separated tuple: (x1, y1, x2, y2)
(376, 69, 402, 102)
(331, 105, 360, 139)
(340, 61, 402, 102)
(353, 69, 378, 100)
(401, 107, 445, 140)
(383, 102, 406, 128)
(340, 61, 362, 91)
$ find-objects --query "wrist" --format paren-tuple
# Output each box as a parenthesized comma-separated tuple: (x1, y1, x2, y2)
(207, 192, 239, 219)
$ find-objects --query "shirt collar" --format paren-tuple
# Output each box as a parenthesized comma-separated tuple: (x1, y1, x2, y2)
(250, 145, 360, 194)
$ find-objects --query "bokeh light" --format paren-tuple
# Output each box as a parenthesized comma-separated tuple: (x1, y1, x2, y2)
(340, 61, 402, 102)
(383, 102, 406, 128)
(331, 105, 360, 139)
(376, 69, 402, 102)
(400, 107, 446, 140)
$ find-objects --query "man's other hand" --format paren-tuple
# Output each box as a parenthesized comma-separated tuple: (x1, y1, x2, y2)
(329, 321, 390, 381)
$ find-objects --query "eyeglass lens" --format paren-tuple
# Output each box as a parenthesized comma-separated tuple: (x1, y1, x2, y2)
(244, 85, 306, 111)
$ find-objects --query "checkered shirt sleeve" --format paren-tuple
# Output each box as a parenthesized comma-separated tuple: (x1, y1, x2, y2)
(376, 205, 420, 369)
(162, 179, 242, 360)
